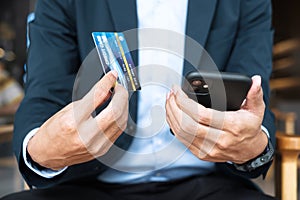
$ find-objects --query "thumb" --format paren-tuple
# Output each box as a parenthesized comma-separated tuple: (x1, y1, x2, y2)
(241, 75, 265, 117)
(81, 70, 118, 114)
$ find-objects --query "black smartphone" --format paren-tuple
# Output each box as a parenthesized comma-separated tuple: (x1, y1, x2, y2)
(182, 71, 252, 111)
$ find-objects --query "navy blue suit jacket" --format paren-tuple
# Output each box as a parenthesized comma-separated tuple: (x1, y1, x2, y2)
(14, 0, 275, 188)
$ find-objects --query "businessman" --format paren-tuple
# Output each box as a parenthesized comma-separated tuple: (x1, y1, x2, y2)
(3, 0, 275, 199)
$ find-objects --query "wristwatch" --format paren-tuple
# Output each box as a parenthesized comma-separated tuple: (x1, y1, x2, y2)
(233, 138, 274, 172)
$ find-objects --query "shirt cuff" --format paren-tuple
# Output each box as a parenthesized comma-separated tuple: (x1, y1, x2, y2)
(261, 125, 270, 138)
(22, 128, 68, 178)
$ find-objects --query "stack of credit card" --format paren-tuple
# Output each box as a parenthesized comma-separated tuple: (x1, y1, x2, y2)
(92, 32, 141, 91)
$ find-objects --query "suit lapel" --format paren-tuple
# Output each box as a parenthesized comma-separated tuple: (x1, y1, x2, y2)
(186, 0, 217, 46)
(184, 0, 218, 75)
(106, 0, 217, 73)
(105, 0, 138, 65)
(106, 0, 138, 32)
(106, 0, 139, 129)
(105, 0, 139, 69)
(106, 0, 217, 43)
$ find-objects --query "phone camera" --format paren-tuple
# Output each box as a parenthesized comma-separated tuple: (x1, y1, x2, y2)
(190, 80, 209, 94)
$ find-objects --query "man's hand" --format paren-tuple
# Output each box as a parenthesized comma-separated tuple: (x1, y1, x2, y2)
(165, 75, 268, 164)
(27, 71, 129, 170)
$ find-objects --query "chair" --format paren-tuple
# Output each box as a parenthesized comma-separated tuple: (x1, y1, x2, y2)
(0, 124, 13, 142)
(0, 123, 14, 169)
(276, 133, 300, 200)
(274, 110, 299, 200)
(273, 109, 297, 135)
(271, 38, 300, 200)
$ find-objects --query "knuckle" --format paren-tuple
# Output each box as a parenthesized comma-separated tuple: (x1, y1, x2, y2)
(99, 73, 116, 90)
(231, 124, 242, 136)
(73, 136, 86, 150)
(88, 140, 105, 156)
(204, 150, 216, 160)
(88, 146, 98, 156)
(106, 72, 117, 83)
(261, 101, 266, 111)
(94, 86, 108, 100)
(180, 123, 190, 133)
(198, 113, 209, 124)
(206, 151, 215, 159)
(216, 139, 229, 151)
(234, 136, 244, 145)
(197, 114, 205, 124)
(197, 152, 206, 160)
(60, 114, 76, 133)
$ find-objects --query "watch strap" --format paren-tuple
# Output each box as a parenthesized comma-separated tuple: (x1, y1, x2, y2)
(233, 139, 274, 172)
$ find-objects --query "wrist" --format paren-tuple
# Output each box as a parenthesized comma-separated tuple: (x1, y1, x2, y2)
(233, 131, 274, 172)
(27, 133, 43, 166)
(27, 131, 53, 169)
(255, 129, 269, 158)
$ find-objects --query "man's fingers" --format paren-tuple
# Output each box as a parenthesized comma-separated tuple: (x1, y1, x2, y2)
(166, 92, 227, 161)
(172, 85, 211, 125)
(79, 83, 128, 155)
(80, 71, 118, 116)
(166, 92, 218, 146)
(95, 83, 129, 136)
(166, 92, 198, 138)
(172, 85, 226, 129)
(241, 75, 265, 117)
(107, 83, 129, 116)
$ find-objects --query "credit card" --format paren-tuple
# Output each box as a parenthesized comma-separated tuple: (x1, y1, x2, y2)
(92, 32, 141, 91)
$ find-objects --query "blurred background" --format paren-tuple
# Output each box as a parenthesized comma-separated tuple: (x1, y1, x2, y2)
(0, 0, 36, 196)
(0, 0, 300, 198)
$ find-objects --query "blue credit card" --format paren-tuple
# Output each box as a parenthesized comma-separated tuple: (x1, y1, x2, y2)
(92, 32, 141, 91)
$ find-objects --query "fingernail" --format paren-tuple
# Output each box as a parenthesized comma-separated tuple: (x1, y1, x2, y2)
(166, 92, 170, 100)
(252, 75, 261, 86)
(111, 70, 118, 79)
(167, 90, 173, 99)
(172, 85, 179, 95)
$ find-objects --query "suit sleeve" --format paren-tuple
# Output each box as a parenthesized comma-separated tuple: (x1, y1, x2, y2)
(217, 0, 275, 178)
(13, 0, 106, 188)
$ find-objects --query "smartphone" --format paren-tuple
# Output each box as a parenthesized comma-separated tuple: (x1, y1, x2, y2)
(182, 71, 252, 111)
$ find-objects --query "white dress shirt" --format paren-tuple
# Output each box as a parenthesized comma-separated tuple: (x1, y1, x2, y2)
(97, 0, 216, 183)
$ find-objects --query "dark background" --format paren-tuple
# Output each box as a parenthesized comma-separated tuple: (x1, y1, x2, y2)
(0, 0, 35, 83)
(273, 0, 300, 42)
